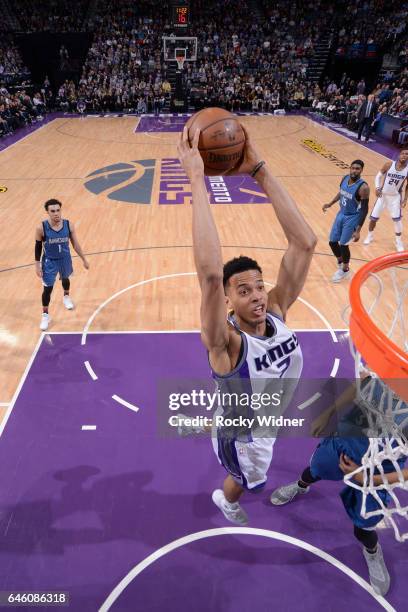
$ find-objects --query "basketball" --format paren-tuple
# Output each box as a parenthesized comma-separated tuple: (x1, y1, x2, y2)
(185, 107, 245, 175)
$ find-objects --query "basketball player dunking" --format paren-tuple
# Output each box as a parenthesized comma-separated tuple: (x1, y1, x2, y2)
(177, 127, 317, 525)
(323, 160, 370, 283)
(364, 147, 408, 252)
(35, 199, 89, 330)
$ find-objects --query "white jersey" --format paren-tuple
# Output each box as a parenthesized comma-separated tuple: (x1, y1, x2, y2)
(382, 160, 408, 196)
(211, 312, 303, 440)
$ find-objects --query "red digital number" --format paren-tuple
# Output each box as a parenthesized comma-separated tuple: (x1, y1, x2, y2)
(177, 7, 187, 23)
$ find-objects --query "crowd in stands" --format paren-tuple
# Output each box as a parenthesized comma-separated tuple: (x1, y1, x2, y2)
(311, 30, 408, 138)
(63, 0, 172, 112)
(0, 36, 30, 85)
(335, 0, 408, 60)
(186, 0, 328, 111)
(0, 88, 46, 137)
(10, 0, 91, 33)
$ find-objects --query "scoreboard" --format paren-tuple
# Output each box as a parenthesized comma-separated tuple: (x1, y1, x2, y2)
(172, 3, 189, 27)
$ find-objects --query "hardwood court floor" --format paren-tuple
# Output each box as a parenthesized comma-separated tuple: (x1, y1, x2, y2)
(0, 114, 402, 407)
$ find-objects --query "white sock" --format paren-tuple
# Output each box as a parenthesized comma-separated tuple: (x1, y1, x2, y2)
(367, 231, 373, 237)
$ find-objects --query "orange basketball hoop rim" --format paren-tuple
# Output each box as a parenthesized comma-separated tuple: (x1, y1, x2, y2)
(349, 251, 408, 401)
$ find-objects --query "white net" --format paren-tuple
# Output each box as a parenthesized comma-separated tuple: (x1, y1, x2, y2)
(347, 258, 408, 542)
(176, 56, 185, 71)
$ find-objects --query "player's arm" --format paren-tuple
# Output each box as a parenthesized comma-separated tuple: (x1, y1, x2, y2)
(69, 223, 90, 269)
(375, 161, 392, 197)
(254, 166, 317, 319)
(177, 128, 232, 374)
(352, 182, 370, 242)
(402, 178, 408, 208)
(322, 192, 340, 212)
(340, 454, 408, 486)
(225, 125, 316, 319)
(34, 225, 44, 278)
(311, 380, 358, 436)
(311, 370, 372, 436)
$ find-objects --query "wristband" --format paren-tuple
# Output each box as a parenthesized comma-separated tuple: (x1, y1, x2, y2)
(250, 160, 266, 177)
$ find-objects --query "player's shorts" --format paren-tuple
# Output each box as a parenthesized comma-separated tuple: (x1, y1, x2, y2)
(42, 256, 73, 287)
(212, 430, 275, 490)
(310, 437, 405, 529)
(370, 193, 402, 221)
(329, 211, 360, 245)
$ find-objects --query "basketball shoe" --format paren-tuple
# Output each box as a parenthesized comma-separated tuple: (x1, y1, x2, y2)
(212, 489, 248, 525)
(270, 481, 309, 505)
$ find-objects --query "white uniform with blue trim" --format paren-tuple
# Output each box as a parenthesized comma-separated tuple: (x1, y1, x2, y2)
(211, 312, 303, 490)
(371, 160, 408, 221)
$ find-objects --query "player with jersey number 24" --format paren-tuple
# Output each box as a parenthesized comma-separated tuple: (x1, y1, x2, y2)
(364, 147, 408, 252)
(177, 125, 317, 526)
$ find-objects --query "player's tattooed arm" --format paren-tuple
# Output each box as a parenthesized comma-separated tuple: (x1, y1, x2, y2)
(254, 166, 317, 319)
(178, 127, 233, 374)
(375, 161, 392, 197)
(69, 223, 89, 269)
(322, 192, 340, 212)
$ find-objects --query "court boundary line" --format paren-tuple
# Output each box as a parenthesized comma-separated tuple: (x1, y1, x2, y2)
(99, 527, 395, 612)
(0, 122, 49, 155)
(304, 113, 393, 162)
(0, 333, 44, 438)
(80, 273, 340, 346)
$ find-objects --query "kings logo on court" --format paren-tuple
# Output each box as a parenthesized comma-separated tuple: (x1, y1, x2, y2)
(84, 159, 270, 205)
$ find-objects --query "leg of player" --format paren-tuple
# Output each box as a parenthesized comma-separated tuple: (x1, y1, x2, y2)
(212, 475, 248, 525)
(332, 212, 360, 282)
(393, 218, 404, 252)
(328, 214, 344, 281)
(331, 242, 351, 283)
(354, 526, 390, 595)
(339, 244, 351, 275)
(62, 277, 74, 310)
(270, 466, 321, 505)
(363, 217, 378, 245)
(329, 240, 343, 269)
(40, 285, 53, 330)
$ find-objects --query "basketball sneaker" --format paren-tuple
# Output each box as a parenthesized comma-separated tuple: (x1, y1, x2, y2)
(396, 237, 404, 253)
(270, 481, 309, 505)
(331, 268, 351, 283)
(63, 295, 74, 310)
(363, 544, 390, 595)
(40, 313, 50, 331)
(212, 489, 248, 525)
(363, 234, 373, 245)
